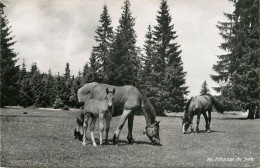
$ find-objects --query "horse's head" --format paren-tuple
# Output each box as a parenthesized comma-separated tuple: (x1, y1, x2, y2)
(144, 121, 161, 145)
(105, 88, 115, 109)
(181, 116, 192, 134)
(74, 113, 84, 141)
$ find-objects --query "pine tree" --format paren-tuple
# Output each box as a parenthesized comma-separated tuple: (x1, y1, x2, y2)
(212, 0, 259, 118)
(69, 76, 78, 107)
(107, 0, 141, 86)
(18, 60, 31, 107)
(53, 72, 65, 109)
(141, 25, 155, 95)
(200, 81, 210, 95)
(28, 63, 46, 107)
(62, 63, 71, 106)
(91, 5, 114, 83)
(46, 70, 55, 107)
(149, 0, 188, 114)
(0, 2, 20, 107)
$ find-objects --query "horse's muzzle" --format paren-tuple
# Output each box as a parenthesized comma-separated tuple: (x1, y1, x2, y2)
(152, 137, 161, 146)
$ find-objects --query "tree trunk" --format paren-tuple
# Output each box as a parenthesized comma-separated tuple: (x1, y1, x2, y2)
(247, 108, 255, 119)
(255, 106, 260, 119)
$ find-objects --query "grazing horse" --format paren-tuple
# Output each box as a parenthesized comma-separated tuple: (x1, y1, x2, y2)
(76, 82, 161, 145)
(182, 95, 224, 134)
(81, 88, 115, 146)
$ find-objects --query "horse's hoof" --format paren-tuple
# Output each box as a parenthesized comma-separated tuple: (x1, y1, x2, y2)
(207, 130, 211, 133)
(83, 142, 87, 146)
(104, 141, 109, 145)
(93, 143, 97, 147)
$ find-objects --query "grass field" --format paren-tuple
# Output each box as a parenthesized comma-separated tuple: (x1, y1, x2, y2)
(1, 108, 259, 167)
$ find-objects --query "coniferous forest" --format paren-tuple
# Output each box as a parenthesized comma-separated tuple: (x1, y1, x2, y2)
(0, 0, 259, 118)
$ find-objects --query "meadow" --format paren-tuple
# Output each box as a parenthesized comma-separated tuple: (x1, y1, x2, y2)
(1, 108, 259, 167)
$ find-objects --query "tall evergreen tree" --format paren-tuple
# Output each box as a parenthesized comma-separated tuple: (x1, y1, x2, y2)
(28, 63, 46, 107)
(107, 0, 141, 86)
(200, 80, 210, 95)
(149, 0, 188, 114)
(212, 0, 259, 118)
(0, 2, 20, 107)
(140, 25, 155, 96)
(91, 5, 114, 83)
(62, 63, 72, 106)
(18, 60, 31, 107)
(46, 70, 55, 107)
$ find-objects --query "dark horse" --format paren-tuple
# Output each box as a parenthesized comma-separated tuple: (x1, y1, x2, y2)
(182, 95, 224, 134)
(75, 82, 161, 145)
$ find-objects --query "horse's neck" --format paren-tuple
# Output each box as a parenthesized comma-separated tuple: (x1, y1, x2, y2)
(143, 103, 156, 125)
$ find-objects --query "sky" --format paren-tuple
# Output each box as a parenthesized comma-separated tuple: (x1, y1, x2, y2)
(3, 0, 234, 97)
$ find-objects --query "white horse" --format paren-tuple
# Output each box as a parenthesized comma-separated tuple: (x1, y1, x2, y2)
(82, 88, 115, 146)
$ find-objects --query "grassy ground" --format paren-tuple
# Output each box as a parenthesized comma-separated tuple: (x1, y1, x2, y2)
(1, 108, 259, 167)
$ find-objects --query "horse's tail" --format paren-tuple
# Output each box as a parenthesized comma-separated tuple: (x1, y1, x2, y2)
(210, 96, 225, 113)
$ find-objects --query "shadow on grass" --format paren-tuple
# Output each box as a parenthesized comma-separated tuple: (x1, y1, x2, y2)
(215, 117, 248, 120)
(184, 129, 225, 134)
(74, 137, 154, 146)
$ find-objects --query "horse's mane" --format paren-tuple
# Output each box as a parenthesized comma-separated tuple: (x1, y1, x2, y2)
(185, 97, 193, 115)
(76, 112, 85, 126)
(142, 93, 156, 124)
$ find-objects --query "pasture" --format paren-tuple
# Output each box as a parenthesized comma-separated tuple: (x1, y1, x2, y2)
(1, 108, 259, 167)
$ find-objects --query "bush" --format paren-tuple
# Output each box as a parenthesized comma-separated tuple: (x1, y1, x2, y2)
(53, 96, 64, 109)
(62, 105, 69, 111)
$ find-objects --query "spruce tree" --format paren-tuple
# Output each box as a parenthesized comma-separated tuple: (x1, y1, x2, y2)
(200, 81, 210, 95)
(141, 25, 155, 95)
(150, 0, 188, 114)
(46, 70, 55, 107)
(107, 0, 140, 86)
(92, 5, 114, 83)
(0, 2, 20, 107)
(62, 63, 71, 106)
(53, 72, 65, 109)
(19, 60, 31, 107)
(212, 0, 259, 118)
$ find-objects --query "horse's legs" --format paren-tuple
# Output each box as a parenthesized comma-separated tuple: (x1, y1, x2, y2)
(190, 120, 194, 132)
(113, 109, 132, 145)
(90, 116, 97, 147)
(196, 113, 201, 133)
(202, 112, 209, 132)
(83, 113, 90, 146)
(127, 113, 135, 144)
(104, 112, 112, 145)
(99, 113, 105, 146)
(208, 110, 212, 132)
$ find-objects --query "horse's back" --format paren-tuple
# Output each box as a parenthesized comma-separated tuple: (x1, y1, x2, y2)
(78, 82, 99, 102)
(192, 95, 212, 111)
(78, 82, 143, 115)
(84, 99, 107, 114)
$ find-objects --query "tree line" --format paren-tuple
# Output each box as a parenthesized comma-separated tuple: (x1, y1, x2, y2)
(1, 0, 259, 118)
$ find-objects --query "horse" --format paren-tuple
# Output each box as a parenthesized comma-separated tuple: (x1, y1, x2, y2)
(181, 95, 224, 134)
(76, 82, 161, 146)
(80, 88, 115, 146)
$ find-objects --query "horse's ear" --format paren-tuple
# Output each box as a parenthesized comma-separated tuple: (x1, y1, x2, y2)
(113, 88, 116, 95)
(106, 88, 109, 94)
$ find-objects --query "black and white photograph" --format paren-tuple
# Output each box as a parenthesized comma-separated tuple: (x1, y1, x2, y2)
(0, 0, 259, 167)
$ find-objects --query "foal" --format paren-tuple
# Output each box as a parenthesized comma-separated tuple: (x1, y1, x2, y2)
(82, 88, 115, 146)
